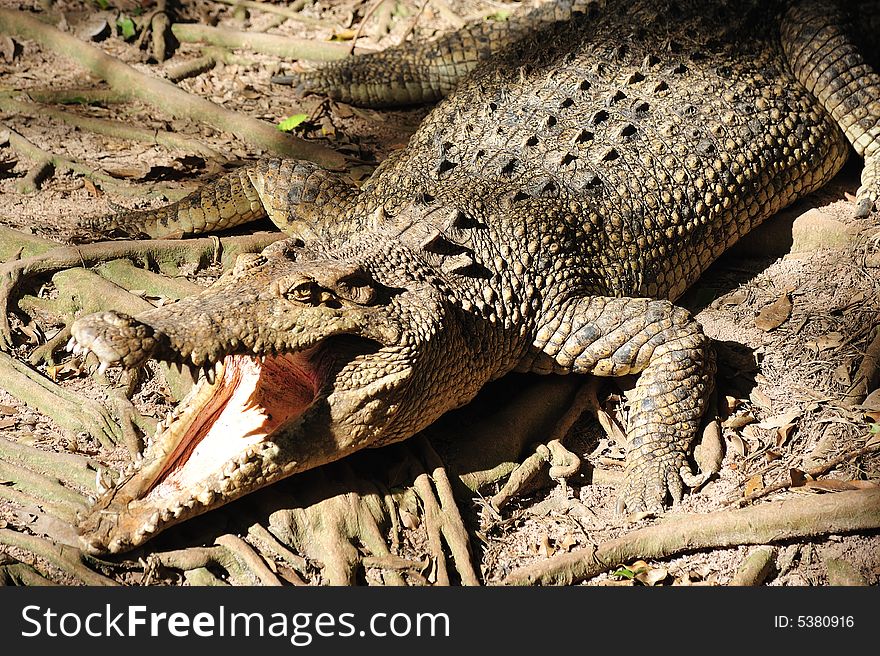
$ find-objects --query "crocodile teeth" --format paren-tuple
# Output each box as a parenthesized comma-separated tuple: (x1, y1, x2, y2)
(204, 364, 216, 385)
(141, 511, 160, 534)
(197, 489, 216, 506)
(66, 337, 77, 352)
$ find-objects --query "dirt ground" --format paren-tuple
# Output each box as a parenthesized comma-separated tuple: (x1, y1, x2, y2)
(0, 0, 878, 587)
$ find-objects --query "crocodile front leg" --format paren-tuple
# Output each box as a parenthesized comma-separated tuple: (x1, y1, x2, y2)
(76, 159, 361, 241)
(526, 296, 716, 512)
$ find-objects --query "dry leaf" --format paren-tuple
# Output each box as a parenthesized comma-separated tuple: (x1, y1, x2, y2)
(757, 410, 801, 430)
(539, 533, 555, 557)
(399, 509, 419, 530)
(720, 395, 741, 416)
(776, 423, 796, 446)
(832, 362, 852, 387)
(635, 567, 669, 586)
(804, 479, 860, 492)
(559, 533, 577, 552)
(754, 293, 792, 331)
(0, 404, 16, 416)
(744, 474, 764, 497)
(727, 433, 748, 457)
(83, 178, 102, 198)
(789, 468, 807, 487)
(0, 417, 15, 429)
(764, 450, 782, 462)
(815, 332, 844, 351)
(749, 388, 773, 410)
(722, 412, 755, 429)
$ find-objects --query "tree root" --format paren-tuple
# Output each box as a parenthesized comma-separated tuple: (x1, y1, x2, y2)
(0, 529, 117, 585)
(0, 8, 344, 169)
(729, 546, 776, 586)
(0, 351, 121, 448)
(0, 121, 188, 199)
(0, 559, 60, 585)
(843, 325, 880, 405)
(503, 488, 880, 585)
(490, 379, 595, 510)
(0, 96, 221, 159)
(170, 22, 375, 60)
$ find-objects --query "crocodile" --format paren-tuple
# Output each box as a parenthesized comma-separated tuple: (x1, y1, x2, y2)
(68, 0, 879, 555)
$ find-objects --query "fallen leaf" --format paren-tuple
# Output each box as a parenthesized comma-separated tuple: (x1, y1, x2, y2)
(723, 412, 755, 429)
(832, 361, 852, 387)
(754, 293, 792, 331)
(278, 113, 309, 132)
(805, 479, 860, 492)
(399, 509, 419, 530)
(720, 395, 741, 416)
(789, 468, 808, 487)
(83, 178, 101, 197)
(749, 388, 773, 410)
(744, 474, 764, 497)
(611, 566, 635, 580)
(727, 433, 748, 457)
(764, 450, 782, 462)
(776, 423, 796, 446)
(330, 28, 357, 41)
(539, 533, 555, 557)
(635, 567, 669, 586)
(0, 417, 15, 429)
(559, 534, 577, 552)
(758, 410, 801, 430)
(815, 332, 844, 351)
(0, 404, 16, 416)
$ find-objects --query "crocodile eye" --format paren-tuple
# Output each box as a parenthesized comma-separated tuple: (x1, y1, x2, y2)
(284, 278, 321, 304)
(334, 273, 378, 306)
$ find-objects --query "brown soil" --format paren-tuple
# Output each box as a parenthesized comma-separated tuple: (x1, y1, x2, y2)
(0, 0, 878, 587)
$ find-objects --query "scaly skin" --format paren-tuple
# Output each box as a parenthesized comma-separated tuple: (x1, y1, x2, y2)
(68, 0, 879, 554)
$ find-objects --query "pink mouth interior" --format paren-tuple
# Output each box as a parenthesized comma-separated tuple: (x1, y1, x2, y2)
(145, 353, 317, 500)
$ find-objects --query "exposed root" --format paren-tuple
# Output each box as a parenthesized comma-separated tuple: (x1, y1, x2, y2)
(729, 546, 776, 586)
(0, 96, 221, 159)
(0, 8, 344, 169)
(0, 351, 122, 448)
(503, 488, 880, 585)
(0, 121, 187, 199)
(0, 529, 117, 585)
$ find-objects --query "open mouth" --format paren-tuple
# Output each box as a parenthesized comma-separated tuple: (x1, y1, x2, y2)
(143, 350, 321, 502)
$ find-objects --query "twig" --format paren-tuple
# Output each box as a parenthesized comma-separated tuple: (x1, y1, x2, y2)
(843, 326, 880, 405)
(733, 442, 880, 506)
(0, 9, 344, 169)
(503, 488, 880, 585)
(209, 0, 314, 22)
(347, 0, 389, 56)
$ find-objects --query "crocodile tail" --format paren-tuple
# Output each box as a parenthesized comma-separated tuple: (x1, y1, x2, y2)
(275, 0, 598, 108)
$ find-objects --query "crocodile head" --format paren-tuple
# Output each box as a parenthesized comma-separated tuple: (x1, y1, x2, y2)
(72, 235, 480, 554)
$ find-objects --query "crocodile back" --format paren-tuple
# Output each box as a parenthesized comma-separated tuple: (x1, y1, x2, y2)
(365, 0, 849, 301)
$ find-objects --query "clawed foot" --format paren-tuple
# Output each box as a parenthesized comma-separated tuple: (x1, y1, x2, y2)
(615, 450, 690, 514)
